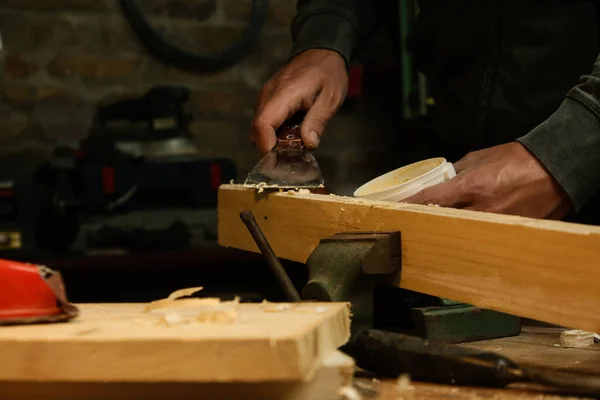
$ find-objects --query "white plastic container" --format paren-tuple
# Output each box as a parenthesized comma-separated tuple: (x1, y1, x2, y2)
(353, 157, 456, 202)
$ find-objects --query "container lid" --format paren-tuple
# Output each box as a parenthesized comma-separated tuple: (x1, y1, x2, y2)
(353, 158, 450, 200)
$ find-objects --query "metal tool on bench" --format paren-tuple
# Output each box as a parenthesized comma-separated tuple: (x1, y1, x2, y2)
(239, 210, 301, 302)
(239, 211, 600, 396)
(345, 329, 600, 396)
(244, 111, 324, 190)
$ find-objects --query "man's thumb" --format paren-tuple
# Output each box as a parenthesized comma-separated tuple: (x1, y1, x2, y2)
(300, 116, 326, 149)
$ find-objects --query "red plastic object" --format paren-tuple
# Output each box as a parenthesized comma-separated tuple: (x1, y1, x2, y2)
(0, 259, 63, 320)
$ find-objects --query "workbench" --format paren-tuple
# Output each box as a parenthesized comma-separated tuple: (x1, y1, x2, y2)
(355, 328, 600, 400)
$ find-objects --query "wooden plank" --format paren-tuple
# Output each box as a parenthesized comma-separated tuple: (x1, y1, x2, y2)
(0, 352, 355, 400)
(217, 184, 600, 332)
(0, 302, 350, 383)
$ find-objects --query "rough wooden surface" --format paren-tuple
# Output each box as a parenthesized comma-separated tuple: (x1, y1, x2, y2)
(0, 302, 350, 383)
(217, 184, 600, 332)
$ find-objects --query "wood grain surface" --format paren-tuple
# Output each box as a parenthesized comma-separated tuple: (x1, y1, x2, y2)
(0, 302, 350, 383)
(218, 184, 600, 332)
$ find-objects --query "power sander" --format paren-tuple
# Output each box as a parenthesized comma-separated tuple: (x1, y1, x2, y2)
(29, 85, 236, 254)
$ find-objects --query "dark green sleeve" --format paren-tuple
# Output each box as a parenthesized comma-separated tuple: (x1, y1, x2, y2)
(289, 0, 378, 65)
(517, 53, 600, 211)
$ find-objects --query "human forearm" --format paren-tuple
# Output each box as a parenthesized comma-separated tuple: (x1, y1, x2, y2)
(289, 0, 378, 65)
(517, 53, 600, 211)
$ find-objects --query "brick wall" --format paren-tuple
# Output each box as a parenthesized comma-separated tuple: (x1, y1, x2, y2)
(0, 0, 401, 194)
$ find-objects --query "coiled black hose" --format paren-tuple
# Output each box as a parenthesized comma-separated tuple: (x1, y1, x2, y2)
(120, 0, 269, 72)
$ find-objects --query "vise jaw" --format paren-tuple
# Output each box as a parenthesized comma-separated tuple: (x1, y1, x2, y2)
(301, 230, 521, 343)
(302, 231, 401, 336)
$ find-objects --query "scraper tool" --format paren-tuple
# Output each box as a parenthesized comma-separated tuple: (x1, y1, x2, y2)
(244, 111, 324, 190)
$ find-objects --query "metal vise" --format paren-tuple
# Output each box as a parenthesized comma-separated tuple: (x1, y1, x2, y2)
(302, 231, 521, 342)
(303, 232, 401, 335)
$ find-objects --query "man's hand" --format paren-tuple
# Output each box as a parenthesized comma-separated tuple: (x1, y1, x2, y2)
(403, 142, 573, 219)
(250, 49, 348, 154)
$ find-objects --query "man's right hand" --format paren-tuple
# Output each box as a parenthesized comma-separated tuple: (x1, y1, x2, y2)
(250, 49, 349, 154)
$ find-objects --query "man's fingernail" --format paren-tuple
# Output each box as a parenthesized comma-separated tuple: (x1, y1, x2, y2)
(307, 130, 320, 148)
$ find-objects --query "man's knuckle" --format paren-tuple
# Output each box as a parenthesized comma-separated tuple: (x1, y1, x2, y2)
(251, 115, 267, 131)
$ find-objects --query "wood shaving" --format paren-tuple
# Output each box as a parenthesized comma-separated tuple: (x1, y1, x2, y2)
(261, 301, 295, 313)
(146, 290, 241, 325)
(396, 374, 413, 392)
(196, 308, 238, 324)
(143, 287, 210, 312)
(158, 312, 185, 326)
(167, 287, 204, 300)
(143, 286, 242, 325)
(284, 188, 314, 196)
(338, 385, 362, 400)
(257, 182, 266, 193)
(144, 297, 221, 313)
(560, 329, 595, 348)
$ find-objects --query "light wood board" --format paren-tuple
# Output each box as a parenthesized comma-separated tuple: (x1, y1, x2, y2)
(0, 351, 355, 400)
(217, 184, 600, 332)
(0, 302, 350, 383)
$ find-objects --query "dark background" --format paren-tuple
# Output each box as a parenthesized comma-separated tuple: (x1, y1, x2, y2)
(0, 0, 428, 303)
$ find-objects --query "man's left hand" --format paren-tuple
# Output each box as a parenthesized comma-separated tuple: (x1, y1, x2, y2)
(403, 142, 572, 219)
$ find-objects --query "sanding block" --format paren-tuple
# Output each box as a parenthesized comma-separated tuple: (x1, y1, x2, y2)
(0, 259, 78, 324)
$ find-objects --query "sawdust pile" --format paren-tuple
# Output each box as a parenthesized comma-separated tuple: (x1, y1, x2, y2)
(143, 287, 240, 326)
(144, 288, 334, 327)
